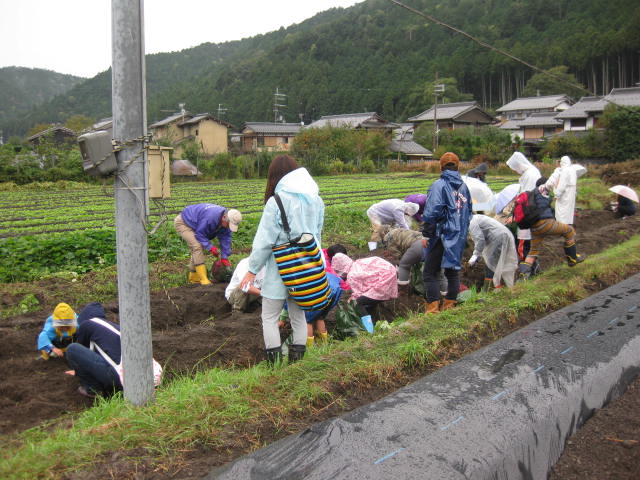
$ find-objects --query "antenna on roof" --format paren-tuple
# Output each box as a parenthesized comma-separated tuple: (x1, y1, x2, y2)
(273, 88, 287, 123)
(217, 104, 228, 119)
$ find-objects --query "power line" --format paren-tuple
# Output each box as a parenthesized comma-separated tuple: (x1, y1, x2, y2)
(385, 0, 592, 96)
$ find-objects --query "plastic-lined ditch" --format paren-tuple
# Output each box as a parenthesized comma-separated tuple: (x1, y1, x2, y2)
(210, 274, 640, 479)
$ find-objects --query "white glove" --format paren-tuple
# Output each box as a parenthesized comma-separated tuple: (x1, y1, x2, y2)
(468, 254, 478, 267)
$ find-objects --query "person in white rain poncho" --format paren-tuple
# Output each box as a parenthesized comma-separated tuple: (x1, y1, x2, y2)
(366, 199, 419, 243)
(467, 215, 518, 288)
(545, 155, 578, 225)
(506, 151, 541, 261)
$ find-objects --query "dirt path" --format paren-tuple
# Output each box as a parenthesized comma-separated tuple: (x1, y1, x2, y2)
(1, 209, 639, 479)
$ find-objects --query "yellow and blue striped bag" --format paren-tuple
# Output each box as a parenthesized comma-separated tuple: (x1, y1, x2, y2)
(271, 194, 331, 311)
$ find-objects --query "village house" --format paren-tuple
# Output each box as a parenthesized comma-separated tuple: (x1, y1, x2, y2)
(389, 123, 432, 162)
(496, 94, 573, 122)
(239, 122, 303, 153)
(305, 112, 396, 131)
(27, 125, 76, 146)
(148, 112, 232, 157)
(407, 101, 495, 130)
(555, 86, 640, 132)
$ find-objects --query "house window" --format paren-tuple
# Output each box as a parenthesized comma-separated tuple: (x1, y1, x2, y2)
(195, 129, 199, 136)
(257, 137, 265, 146)
(570, 118, 586, 129)
(543, 127, 556, 136)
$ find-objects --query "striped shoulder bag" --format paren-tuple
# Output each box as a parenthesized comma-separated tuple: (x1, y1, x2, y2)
(271, 193, 332, 311)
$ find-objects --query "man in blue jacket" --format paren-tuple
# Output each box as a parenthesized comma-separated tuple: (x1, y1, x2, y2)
(174, 204, 242, 285)
(421, 152, 473, 314)
(65, 302, 122, 398)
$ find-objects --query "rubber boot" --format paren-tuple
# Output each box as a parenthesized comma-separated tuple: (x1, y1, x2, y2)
(265, 346, 282, 365)
(316, 331, 328, 345)
(195, 264, 211, 285)
(517, 261, 533, 281)
(41, 350, 50, 360)
(425, 300, 440, 314)
(188, 270, 200, 284)
(306, 336, 315, 348)
(441, 299, 457, 311)
(564, 245, 586, 267)
(288, 344, 306, 363)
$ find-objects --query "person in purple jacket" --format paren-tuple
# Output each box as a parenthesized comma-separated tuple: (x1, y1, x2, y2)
(174, 204, 242, 285)
(404, 193, 427, 224)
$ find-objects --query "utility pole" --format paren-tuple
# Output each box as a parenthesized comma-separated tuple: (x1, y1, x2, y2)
(112, 0, 155, 406)
(433, 73, 445, 153)
(273, 88, 287, 123)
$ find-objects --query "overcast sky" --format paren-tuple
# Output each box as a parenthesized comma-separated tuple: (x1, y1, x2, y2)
(0, 0, 363, 78)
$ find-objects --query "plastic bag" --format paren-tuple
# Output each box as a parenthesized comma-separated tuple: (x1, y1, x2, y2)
(333, 300, 367, 340)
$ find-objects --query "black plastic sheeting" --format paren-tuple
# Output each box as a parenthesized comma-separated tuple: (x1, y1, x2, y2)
(209, 274, 640, 479)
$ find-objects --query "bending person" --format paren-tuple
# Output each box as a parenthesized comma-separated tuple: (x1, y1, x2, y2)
(331, 253, 398, 327)
(174, 204, 242, 285)
(468, 214, 518, 289)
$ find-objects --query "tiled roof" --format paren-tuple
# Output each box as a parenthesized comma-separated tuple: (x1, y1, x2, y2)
(407, 101, 494, 122)
(606, 86, 640, 107)
(554, 97, 608, 119)
(496, 95, 571, 112)
(499, 120, 521, 130)
(149, 112, 192, 129)
(306, 112, 393, 129)
(179, 113, 233, 128)
(516, 112, 562, 127)
(27, 125, 76, 141)
(389, 139, 432, 156)
(242, 122, 303, 135)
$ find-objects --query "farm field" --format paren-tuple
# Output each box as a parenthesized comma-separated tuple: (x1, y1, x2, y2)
(0, 173, 516, 238)
(1, 171, 639, 479)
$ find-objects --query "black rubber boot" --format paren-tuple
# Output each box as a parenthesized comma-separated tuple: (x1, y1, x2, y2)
(288, 344, 306, 364)
(564, 245, 586, 267)
(516, 261, 533, 281)
(265, 346, 282, 365)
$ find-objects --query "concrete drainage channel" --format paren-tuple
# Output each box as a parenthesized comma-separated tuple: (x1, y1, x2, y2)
(209, 274, 640, 479)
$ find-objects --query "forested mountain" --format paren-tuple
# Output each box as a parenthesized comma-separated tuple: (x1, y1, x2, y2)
(0, 67, 83, 133)
(3, 0, 639, 137)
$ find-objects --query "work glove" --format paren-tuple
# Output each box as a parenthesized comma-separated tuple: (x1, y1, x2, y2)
(221, 258, 230, 267)
(209, 246, 219, 257)
(468, 254, 478, 267)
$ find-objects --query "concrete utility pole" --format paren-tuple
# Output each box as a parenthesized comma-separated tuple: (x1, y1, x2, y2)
(433, 73, 445, 153)
(112, 0, 155, 405)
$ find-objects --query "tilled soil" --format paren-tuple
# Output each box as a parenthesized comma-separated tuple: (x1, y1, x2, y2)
(1, 209, 639, 479)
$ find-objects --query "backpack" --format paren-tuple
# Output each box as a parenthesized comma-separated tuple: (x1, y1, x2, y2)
(512, 190, 541, 229)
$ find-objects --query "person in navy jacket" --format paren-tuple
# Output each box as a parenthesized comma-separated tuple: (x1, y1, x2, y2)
(421, 152, 473, 314)
(174, 204, 242, 285)
(65, 302, 122, 398)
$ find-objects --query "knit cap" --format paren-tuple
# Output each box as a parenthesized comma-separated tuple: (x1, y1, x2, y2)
(439, 152, 460, 170)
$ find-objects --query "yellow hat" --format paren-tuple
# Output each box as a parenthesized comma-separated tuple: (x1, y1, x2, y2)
(53, 303, 76, 327)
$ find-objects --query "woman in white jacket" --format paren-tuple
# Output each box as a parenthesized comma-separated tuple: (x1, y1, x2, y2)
(546, 155, 578, 225)
(241, 155, 325, 364)
(506, 152, 541, 261)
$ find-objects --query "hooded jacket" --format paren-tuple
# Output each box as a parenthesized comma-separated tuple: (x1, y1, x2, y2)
(366, 199, 415, 230)
(506, 152, 541, 240)
(469, 215, 518, 287)
(421, 169, 473, 269)
(75, 302, 121, 366)
(180, 203, 233, 258)
(248, 168, 325, 299)
(37, 313, 77, 352)
(545, 156, 578, 224)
